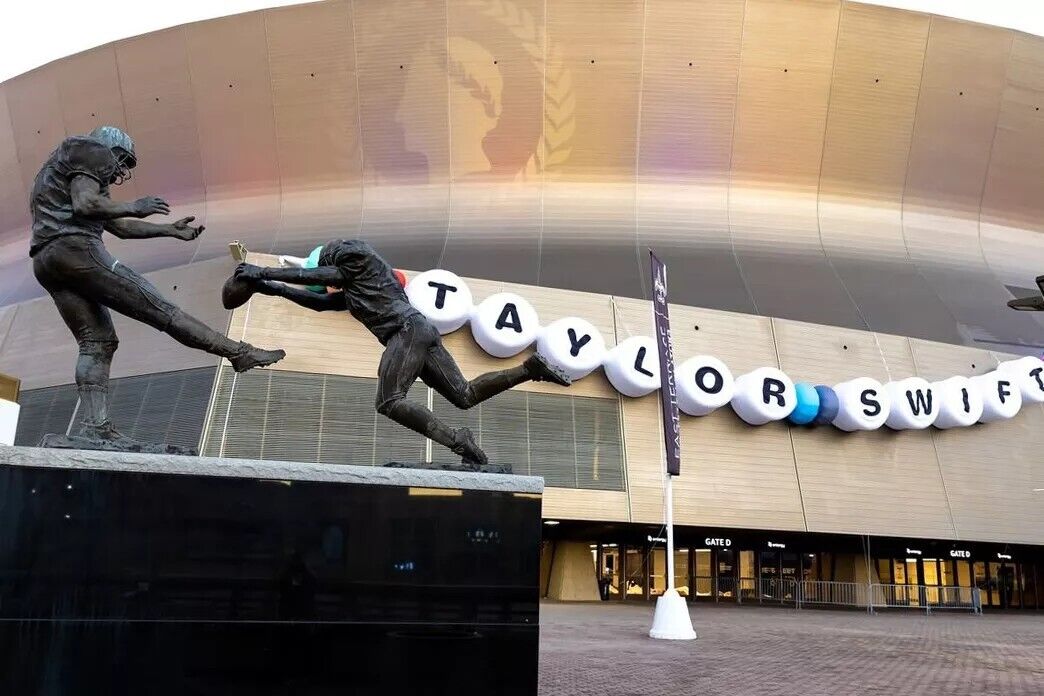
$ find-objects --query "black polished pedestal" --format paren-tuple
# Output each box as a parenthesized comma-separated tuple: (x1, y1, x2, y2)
(0, 448, 542, 695)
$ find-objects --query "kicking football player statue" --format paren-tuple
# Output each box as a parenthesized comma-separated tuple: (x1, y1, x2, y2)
(30, 126, 285, 453)
(223, 239, 572, 470)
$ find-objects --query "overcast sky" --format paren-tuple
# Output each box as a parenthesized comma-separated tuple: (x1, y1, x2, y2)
(1, 0, 1043, 84)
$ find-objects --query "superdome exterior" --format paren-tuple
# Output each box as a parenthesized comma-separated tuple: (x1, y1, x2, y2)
(1, 1, 1043, 608)
(1, 0, 1043, 349)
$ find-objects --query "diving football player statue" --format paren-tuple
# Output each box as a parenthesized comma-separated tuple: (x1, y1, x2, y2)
(223, 239, 573, 470)
(29, 126, 286, 454)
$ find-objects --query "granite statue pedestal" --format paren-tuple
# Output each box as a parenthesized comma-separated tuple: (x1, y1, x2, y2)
(0, 447, 542, 695)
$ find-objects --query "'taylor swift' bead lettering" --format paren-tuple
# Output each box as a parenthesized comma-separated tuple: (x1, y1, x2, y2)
(404, 271, 1041, 432)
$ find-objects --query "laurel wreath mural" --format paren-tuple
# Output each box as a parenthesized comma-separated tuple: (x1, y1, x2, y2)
(460, 0, 576, 178)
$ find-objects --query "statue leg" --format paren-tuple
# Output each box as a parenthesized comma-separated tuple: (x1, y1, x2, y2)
(374, 318, 488, 466)
(421, 344, 573, 409)
(46, 287, 119, 431)
(51, 241, 284, 372)
(420, 343, 529, 409)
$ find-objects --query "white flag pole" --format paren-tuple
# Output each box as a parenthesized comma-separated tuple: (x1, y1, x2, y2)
(648, 253, 696, 641)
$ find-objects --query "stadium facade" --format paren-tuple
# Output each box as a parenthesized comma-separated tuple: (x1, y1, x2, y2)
(1, 0, 1042, 610)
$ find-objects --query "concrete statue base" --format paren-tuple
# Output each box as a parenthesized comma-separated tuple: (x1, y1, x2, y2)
(38, 432, 198, 456)
(0, 446, 543, 695)
(384, 459, 513, 475)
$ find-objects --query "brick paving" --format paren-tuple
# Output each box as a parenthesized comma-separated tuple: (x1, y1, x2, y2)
(539, 601, 1044, 696)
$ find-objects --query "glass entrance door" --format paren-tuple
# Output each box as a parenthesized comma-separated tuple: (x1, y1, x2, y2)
(893, 558, 920, 605)
(624, 547, 646, 600)
(717, 549, 736, 601)
(693, 549, 712, 601)
(994, 564, 1017, 609)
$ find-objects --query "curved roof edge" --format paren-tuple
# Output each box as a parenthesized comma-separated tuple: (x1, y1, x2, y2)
(4, 1, 1044, 84)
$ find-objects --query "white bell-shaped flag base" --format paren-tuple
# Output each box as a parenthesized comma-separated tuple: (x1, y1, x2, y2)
(649, 588, 697, 640)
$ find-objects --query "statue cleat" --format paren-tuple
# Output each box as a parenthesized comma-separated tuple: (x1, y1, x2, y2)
(451, 427, 489, 469)
(230, 345, 286, 372)
(77, 421, 146, 451)
(524, 353, 572, 387)
(221, 274, 257, 310)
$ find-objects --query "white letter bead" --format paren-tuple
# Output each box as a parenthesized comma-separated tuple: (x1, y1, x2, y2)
(536, 317, 607, 381)
(405, 269, 473, 334)
(469, 292, 540, 358)
(603, 336, 660, 398)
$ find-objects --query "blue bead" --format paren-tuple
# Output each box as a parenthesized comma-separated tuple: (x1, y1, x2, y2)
(789, 382, 820, 425)
(813, 385, 840, 426)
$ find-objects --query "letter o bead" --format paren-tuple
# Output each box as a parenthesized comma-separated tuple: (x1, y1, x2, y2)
(677, 356, 734, 416)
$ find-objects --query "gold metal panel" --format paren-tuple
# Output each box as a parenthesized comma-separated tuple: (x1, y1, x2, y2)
(265, 1, 363, 253)
(115, 26, 207, 249)
(792, 425, 956, 539)
(874, 333, 918, 378)
(907, 338, 995, 382)
(0, 304, 17, 356)
(542, 0, 643, 178)
(612, 296, 804, 530)
(639, 0, 744, 183)
(904, 18, 1011, 214)
(184, 12, 281, 260)
(900, 18, 1040, 349)
(543, 488, 628, 522)
(730, 0, 840, 191)
(0, 373, 18, 403)
(52, 46, 134, 157)
(772, 317, 892, 385)
(439, 0, 546, 280)
(51, 44, 148, 267)
(4, 66, 66, 195)
(979, 34, 1044, 323)
(350, 0, 450, 271)
(539, 0, 643, 295)
(671, 405, 807, 532)
(0, 257, 231, 389)
(730, 0, 839, 251)
(818, 4, 928, 300)
(446, 0, 545, 182)
(728, 1, 865, 329)
(0, 85, 30, 252)
(0, 294, 82, 390)
(901, 16, 1008, 265)
(819, 4, 928, 202)
(635, 1, 749, 313)
(931, 408, 1044, 544)
(775, 317, 954, 539)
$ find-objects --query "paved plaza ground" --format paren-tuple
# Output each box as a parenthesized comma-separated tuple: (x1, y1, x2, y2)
(538, 601, 1044, 696)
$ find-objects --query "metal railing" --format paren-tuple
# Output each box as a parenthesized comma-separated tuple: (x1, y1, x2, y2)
(797, 580, 868, 608)
(686, 579, 981, 615)
(868, 583, 982, 614)
(753, 577, 798, 604)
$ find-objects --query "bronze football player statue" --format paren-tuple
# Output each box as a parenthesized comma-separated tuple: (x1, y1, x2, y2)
(29, 126, 285, 454)
(223, 239, 572, 471)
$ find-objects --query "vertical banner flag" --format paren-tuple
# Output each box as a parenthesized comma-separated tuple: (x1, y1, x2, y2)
(650, 251, 682, 476)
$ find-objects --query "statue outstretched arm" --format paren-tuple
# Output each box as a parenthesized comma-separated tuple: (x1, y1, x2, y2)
(70, 175, 170, 220)
(255, 281, 348, 312)
(106, 216, 205, 241)
(236, 263, 346, 288)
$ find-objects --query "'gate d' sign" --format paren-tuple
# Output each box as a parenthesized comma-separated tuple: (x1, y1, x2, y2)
(404, 270, 1044, 432)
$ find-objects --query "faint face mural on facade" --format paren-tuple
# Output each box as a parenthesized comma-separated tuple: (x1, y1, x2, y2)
(392, 0, 571, 183)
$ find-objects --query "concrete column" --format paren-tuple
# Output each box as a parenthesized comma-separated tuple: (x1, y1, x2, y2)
(546, 541, 601, 601)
